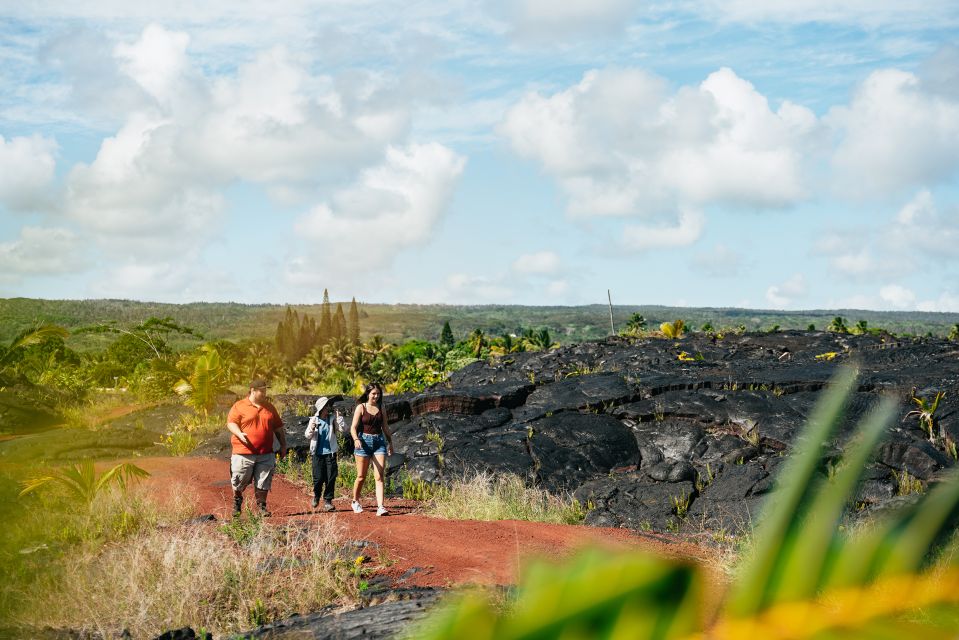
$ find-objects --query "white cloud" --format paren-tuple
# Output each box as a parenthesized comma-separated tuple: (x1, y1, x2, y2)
(817, 190, 959, 282)
(0, 134, 58, 212)
(621, 209, 705, 251)
(765, 273, 808, 307)
(491, 0, 638, 41)
(58, 24, 420, 263)
(512, 250, 561, 275)
(500, 67, 819, 222)
(699, 0, 959, 29)
(828, 69, 959, 197)
(879, 284, 916, 309)
(288, 143, 466, 284)
(0, 227, 86, 277)
(917, 291, 959, 312)
(90, 259, 238, 301)
(115, 23, 191, 106)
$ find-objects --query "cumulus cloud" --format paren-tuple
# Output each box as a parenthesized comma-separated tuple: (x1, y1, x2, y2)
(0, 134, 58, 212)
(55, 24, 420, 266)
(828, 69, 959, 197)
(0, 227, 86, 278)
(512, 250, 562, 275)
(765, 273, 808, 307)
(817, 190, 959, 281)
(287, 143, 466, 284)
(501, 66, 819, 218)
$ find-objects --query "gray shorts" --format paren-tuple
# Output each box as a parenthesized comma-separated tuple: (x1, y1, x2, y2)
(230, 453, 276, 492)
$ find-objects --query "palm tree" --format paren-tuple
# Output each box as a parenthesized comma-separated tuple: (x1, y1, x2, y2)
(852, 320, 869, 335)
(0, 324, 70, 373)
(827, 316, 848, 334)
(949, 324, 959, 341)
(624, 313, 647, 334)
(467, 329, 486, 358)
(172, 345, 230, 415)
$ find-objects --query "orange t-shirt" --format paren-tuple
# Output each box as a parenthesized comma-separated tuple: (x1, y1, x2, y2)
(228, 398, 283, 455)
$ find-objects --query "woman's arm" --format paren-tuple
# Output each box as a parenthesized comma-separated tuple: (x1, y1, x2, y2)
(350, 405, 363, 447)
(304, 416, 317, 439)
(381, 404, 394, 455)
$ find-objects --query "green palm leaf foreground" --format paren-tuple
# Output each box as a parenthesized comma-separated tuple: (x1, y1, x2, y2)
(415, 368, 959, 639)
(19, 460, 150, 507)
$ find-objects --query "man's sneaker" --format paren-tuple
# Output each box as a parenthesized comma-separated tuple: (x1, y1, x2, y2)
(311, 496, 320, 509)
(376, 506, 389, 517)
(323, 501, 335, 512)
(232, 494, 243, 518)
(258, 502, 272, 517)
(351, 500, 363, 513)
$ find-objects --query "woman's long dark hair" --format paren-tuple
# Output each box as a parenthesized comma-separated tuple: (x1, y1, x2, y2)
(356, 382, 383, 407)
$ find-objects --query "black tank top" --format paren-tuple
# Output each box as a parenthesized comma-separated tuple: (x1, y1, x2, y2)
(359, 405, 384, 435)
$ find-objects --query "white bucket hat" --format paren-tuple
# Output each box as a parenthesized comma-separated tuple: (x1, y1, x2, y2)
(314, 396, 331, 415)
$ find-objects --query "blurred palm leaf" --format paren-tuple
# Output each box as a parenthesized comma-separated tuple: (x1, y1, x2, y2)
(19, 460, 150, 506)
(415, 367, 959, 639)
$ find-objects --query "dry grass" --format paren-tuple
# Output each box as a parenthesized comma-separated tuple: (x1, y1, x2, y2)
(422, 471, 586, 525)
(6, 479, 363, 638)
(12, 516, 360, 638)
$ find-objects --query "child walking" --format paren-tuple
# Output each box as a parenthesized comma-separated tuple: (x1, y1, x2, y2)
(304, 397, 346, 511)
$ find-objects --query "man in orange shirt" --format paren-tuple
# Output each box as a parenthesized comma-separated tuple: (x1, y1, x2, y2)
(227, 379, 287, 517)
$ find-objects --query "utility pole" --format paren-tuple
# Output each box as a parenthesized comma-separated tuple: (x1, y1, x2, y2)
(607, 289, 615, 335)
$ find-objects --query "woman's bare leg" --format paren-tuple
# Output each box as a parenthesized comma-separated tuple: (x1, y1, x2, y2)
(372, 454, 386, 508)
(353, 455, 370, 502)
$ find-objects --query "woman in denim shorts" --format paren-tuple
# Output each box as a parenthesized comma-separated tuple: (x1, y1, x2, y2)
(350, 382, 394, 516)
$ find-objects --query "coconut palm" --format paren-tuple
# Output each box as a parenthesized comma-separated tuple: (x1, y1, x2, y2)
(827, 316, 848, 333)
(467, 329, 486, 358)
(905, 388, 946, 443)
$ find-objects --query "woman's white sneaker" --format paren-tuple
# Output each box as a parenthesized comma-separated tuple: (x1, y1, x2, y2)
(351, 500, 363, 513)
(376, 506, 389, 516)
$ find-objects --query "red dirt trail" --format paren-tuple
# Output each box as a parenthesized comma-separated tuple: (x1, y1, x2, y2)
(135, 456, 720, 590)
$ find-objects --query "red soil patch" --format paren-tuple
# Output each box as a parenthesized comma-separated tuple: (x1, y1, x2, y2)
(135, 456, 723, 592)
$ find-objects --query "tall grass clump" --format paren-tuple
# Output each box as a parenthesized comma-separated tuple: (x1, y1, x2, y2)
(413, 367, 959, 639)
(12, 518, 360, 638)
(423, 471, 586, 525)
(159, 411, 227, 456)
(0, 482, 196, 617)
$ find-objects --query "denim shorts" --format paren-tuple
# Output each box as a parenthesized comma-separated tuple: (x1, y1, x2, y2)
(355, 433, 387, 457)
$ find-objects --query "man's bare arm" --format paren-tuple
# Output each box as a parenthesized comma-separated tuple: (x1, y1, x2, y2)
(227, 421, 250, 446)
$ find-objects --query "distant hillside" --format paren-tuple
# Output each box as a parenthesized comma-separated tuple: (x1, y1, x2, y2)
(2, 298, 958, 349)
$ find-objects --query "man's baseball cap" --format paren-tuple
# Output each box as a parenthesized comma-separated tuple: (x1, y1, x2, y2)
(249, 378, 268, 389)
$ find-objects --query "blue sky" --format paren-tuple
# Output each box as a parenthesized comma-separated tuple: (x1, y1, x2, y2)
(1, 1, 958, 310)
